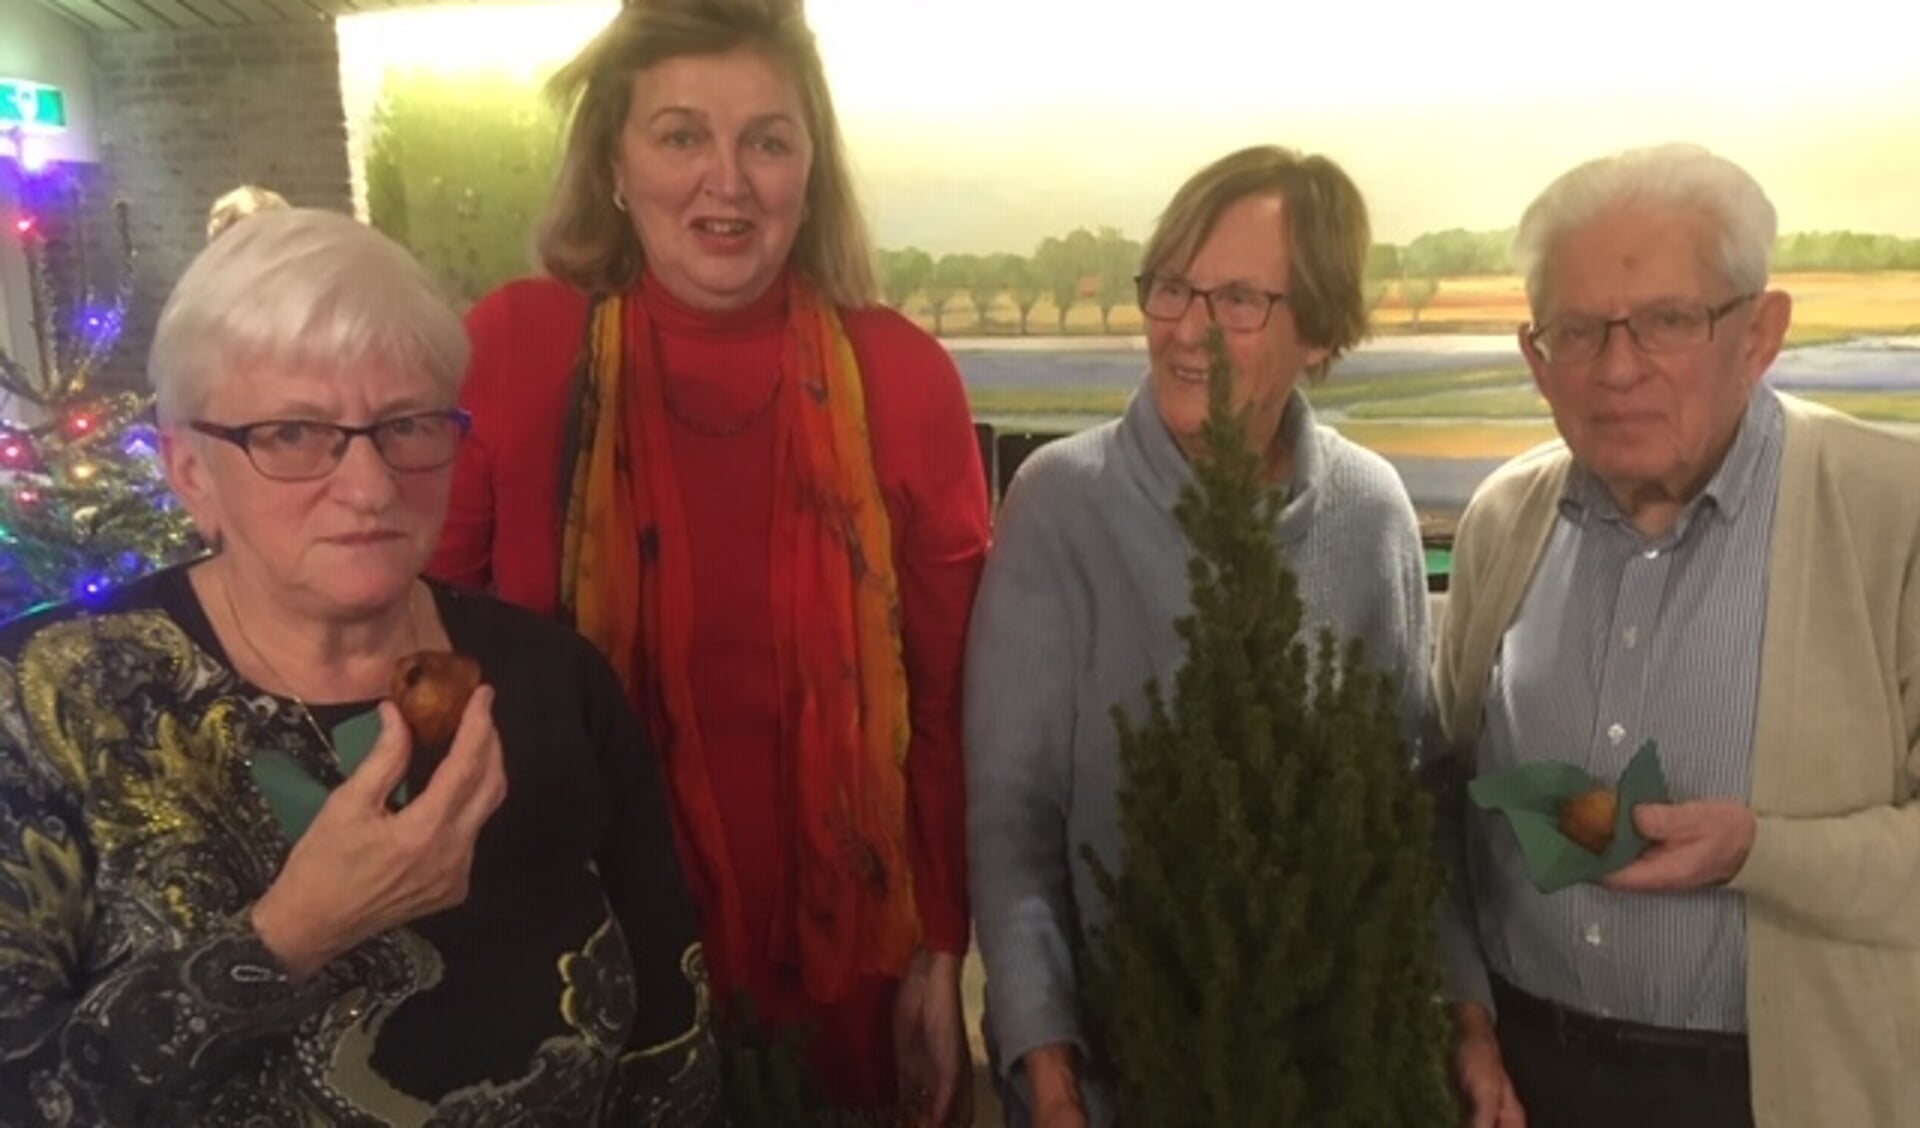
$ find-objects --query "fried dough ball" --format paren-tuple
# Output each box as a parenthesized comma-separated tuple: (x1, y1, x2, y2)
(390, 651, 482, 750)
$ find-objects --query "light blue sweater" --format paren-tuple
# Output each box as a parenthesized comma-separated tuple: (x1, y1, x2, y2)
(964, 381, 1431, 1124)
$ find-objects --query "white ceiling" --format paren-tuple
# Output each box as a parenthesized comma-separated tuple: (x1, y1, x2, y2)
(32, 0, 543, 33)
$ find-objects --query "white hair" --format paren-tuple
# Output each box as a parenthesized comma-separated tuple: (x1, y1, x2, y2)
(206, 184, 290, 241)
(150, 208, 470, 425)
(1511, 143, 1777, 313)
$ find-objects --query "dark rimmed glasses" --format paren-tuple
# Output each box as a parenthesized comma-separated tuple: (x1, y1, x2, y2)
(1136, 273, 1291, 332)
(189, 409, 472, 482)
(1527, 294, 1757, 365)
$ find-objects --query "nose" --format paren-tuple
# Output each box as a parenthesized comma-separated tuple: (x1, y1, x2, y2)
(1592, 319, 1645, 389)
(1171, 289, 1214, 344)
(703, 144, 748, 201)
(328, 432, 399, 512)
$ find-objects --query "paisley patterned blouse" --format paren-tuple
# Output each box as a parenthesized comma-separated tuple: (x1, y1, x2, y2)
(0, 568, 723, 1126)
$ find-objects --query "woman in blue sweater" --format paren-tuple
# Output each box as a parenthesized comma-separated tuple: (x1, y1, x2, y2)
(963, 145, 1433, 1128)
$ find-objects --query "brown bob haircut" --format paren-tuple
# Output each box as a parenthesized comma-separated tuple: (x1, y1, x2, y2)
(1140, 145, 1372, 380)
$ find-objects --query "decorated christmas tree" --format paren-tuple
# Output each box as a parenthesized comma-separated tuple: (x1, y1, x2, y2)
(0, 192, 201, 621)
(1082, 329, 1454, 1125)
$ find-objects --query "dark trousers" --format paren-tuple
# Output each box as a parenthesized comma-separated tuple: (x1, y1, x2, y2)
(1492, 977, 1754, 1128)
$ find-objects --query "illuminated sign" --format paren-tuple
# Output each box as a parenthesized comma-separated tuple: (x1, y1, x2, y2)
(0, 79, 67, 133)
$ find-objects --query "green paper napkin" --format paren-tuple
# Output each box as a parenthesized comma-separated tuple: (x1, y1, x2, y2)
(251, 710, 392, 842)
(1468, 741, 1669, 893)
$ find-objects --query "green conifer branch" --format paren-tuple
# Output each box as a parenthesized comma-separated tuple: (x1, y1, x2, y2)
(1082, 328, 1454, 1125)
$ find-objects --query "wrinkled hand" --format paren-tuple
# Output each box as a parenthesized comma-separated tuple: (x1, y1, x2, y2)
(1453, 1003, 1525, 1128)
(252, 689, 508, 979)
(1603, 800, 1756, 893)
(1023, 1044, 1084, 1128)
(1033, 1094, 1089, 1128)
(894, 949, 973, 1127)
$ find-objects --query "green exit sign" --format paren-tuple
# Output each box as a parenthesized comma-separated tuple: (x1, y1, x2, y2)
(0, 79, 68, 132)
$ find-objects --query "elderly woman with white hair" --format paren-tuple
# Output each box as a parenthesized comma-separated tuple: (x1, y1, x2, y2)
(0, 209, 722, 1125)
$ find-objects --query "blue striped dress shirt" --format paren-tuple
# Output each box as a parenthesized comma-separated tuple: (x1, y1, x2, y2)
(1469, 386, 1784, 1032)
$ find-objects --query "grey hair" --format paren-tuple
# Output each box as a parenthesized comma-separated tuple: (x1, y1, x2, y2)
(150, 208, 470, 425)
(1511, 143, 1777, 313)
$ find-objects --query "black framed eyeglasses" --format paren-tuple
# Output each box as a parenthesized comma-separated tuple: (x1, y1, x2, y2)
(1135, 273, 1291, 332)
(189, 409, 472, 482)
(1527, 293, 1757, 365)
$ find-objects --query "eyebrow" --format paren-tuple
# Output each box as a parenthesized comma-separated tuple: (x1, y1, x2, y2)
(245, 396, 440, 421)
(1177, 275, 1286, 291)
(1554, 295, 1703, 318)
(249, 399, 336, 419)
(646, 106, 801, 130)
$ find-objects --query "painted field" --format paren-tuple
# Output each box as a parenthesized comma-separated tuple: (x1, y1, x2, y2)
(915, 271, 1920, 339)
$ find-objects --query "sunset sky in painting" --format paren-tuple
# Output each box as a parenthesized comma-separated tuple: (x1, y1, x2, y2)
(339, 0, 1920, 254)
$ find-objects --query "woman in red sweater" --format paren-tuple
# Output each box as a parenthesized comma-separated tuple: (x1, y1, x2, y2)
(428, 1, 987, 1123)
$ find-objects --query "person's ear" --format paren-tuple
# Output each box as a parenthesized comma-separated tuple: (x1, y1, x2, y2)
(159, 426, 222, 549)
(609, 159, 630, 214)
(1518, 321, 1551, 395)
(1737, 290, 1793, 392)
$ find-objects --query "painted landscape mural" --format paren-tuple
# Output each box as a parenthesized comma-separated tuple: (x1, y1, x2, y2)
(335, 0, 1920, 528)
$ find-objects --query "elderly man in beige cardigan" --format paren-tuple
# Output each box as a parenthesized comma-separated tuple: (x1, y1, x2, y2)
(1436, 143, 1920, 1128)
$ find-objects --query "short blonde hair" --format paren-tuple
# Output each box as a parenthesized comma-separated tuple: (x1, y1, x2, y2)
(1141, 145, 1372, 381)
(206, 184, 290, 242)
(1512, 143, 1777, 314)
(538, 0, 876, 306)
(151, 209, 470, 425)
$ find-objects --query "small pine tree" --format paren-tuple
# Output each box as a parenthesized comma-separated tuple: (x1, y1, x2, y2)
(718, 995, 911, 1128)
(1081, 329, 1455, 1125)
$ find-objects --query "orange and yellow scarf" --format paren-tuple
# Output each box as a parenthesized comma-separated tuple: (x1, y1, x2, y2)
(559, 276, 918, 1001)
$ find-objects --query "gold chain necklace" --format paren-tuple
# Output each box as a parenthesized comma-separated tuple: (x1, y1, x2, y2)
(220, 575, 422, 755)
(659, 371, 785, 438)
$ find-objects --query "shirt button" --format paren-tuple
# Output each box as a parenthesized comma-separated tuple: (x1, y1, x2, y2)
(1623, 626, 1638, 649)
(1642, 548, 1661, 560)
(1607, 723, 1626, 745)
(1584, 923, 1603, 946)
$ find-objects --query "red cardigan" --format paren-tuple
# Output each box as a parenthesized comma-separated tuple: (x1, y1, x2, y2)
(430, 274, 987, 957)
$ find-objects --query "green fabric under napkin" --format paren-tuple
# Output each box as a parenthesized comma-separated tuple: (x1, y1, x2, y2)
(251, 710, 388, 842)
(1468, 741, 1669, 893)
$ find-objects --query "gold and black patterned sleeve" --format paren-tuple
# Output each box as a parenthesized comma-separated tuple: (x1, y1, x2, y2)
(0, 644, 331, 1125)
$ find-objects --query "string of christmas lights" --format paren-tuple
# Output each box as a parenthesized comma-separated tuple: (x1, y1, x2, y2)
(1, 174, 202, 621)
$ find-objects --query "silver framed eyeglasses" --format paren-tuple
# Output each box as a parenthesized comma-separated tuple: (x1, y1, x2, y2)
(1527, 293, 1756, 365)
(189, 409, 472, 482)
(1135, 273, 1291, 332)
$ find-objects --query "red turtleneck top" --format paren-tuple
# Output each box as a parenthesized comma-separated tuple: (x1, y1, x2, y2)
(430, 272, 987, 1105)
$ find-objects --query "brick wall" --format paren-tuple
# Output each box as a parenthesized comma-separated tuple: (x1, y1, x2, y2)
(86, 22, 353, 386)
